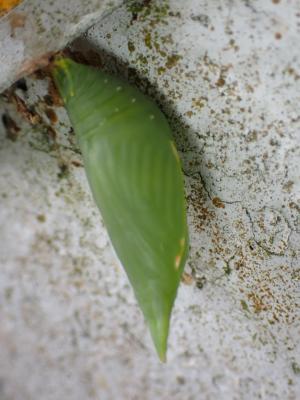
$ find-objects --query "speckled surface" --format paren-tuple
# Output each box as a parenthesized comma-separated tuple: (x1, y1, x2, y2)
(0, 1, 299, 399)
(0, 0, 122, 93)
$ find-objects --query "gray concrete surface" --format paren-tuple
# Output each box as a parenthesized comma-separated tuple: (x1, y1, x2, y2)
(0, 0, 299, 399)
(0, 0, 122, 93)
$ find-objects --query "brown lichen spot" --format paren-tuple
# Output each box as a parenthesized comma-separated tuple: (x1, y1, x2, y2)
(289, 202, 300, 212)
(47, 126, 57, 142)
(128, 0, 170, 27)
(245, 84, 254, 93)
(144, 31, 152, 49)
(283, 180, 294, 193)
(127, 41, 135, 53)
(12, 94, 41, 125)
(285, 66, 300, 80)
(168, 10, 181, 18)
(165, 54, 182, 69)
(127, 0, 151, 19)
(248, 292, 268, 314)
(71, 160, 83, 168)
(196, 276, 206, 289)
(191, 14, 210, 27)
(9, 12, 26, 37)
(161, 33, 173, 45)
(188, 185, 215, 232)
(137, 54, 148, 65)
(240, 299, 249, 312)
(57, 163, 69, 179)
(246, 130, 258, 142)
(212, 197, 225, 209)
(1, 113, 20, 141)
(153, 41, 167, 57)
(229, 38, 239, 52)
(272, 0, 281, 4)
(192, 97, 207, 110)
(205, 160, 214, 169)
(36, 214, 46, 223)
(216, 76, 226, 87)
(292, 362, 300, 375)
(45, 108, 58, 125)
(181, 272, 193, 285)
(185, 110, 194, 117)
(157, 66, 166, 75)
(275, 32, 282, 40)
(223, 262, 231, 275)
(48, 78, 63, 107)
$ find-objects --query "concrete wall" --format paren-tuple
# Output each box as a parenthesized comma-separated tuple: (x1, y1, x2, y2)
(0, 1, 299, 399)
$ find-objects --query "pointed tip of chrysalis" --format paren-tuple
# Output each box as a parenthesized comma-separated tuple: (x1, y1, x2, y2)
(148, 314, 170, 363)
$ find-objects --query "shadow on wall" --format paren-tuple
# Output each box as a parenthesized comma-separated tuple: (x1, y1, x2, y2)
(70, 36, 204, 170)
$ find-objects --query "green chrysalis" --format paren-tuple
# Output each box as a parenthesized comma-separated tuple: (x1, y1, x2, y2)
(52, 58, 189, 361)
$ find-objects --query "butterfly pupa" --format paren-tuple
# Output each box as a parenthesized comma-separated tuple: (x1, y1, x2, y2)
(52, 57, 189, 361)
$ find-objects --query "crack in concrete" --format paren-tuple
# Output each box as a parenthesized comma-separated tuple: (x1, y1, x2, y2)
(184, 168, 242, 206)
(244, 207, 292, 256)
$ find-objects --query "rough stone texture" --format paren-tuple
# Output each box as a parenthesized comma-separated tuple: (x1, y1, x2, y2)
(0, 0, 299, 399)
(0, 0, 123, 93)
